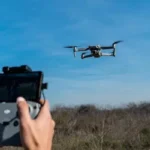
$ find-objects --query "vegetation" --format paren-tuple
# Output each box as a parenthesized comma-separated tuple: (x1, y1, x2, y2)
(2, 102, 150, 150)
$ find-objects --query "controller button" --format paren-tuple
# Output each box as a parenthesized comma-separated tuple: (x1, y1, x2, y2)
(14, 120, 19, 127)
(4, 109, 11, 114)
(3, 121, 9, 126)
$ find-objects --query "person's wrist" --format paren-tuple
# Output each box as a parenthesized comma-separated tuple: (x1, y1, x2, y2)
(32, 145, 52, 150)
(25, 147, 51, 150)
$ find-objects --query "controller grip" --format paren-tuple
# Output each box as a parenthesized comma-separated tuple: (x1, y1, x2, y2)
(0, 101, 40, 146)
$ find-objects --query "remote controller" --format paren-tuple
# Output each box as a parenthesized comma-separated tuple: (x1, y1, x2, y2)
(0, 65, 48, 147)
(0, 101, 41, 146)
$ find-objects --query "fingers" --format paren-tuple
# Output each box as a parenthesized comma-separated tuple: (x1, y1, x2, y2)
(36, 100, 51, 121)
(52, 119, 55, 128)
(39, 99, 45, 106)
(51, 119, 55, 135)
(17, 97, 53, 124)
(17, 97, 31, 123)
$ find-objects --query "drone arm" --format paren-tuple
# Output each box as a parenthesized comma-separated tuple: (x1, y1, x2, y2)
(101, 41, 123, 49)
(77, 48, 89, 51)
(81, 53, 94, 59)
(101, 52, 113, 56)
(101, 46, 113, 49)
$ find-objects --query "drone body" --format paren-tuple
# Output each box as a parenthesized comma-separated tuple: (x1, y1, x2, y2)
(64, 40, 123, 59)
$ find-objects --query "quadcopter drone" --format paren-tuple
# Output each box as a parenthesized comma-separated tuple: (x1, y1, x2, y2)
(64, 40, 123, 59)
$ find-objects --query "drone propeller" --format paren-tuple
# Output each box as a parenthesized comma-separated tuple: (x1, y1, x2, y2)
(64, 45, 79, 48)
(64, 45, 79, 57)
(113, 40, 123, 45)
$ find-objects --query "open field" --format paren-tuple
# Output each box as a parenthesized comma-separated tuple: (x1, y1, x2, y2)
(1, 102, 150, 150)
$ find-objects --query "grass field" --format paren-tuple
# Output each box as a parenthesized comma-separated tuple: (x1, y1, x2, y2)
(1, 102, 150, 150)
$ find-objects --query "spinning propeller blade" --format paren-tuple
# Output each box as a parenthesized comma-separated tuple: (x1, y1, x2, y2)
(64, 45, 78, 57)
(113, 40, 123, 45)
(64, 45, 79, 48)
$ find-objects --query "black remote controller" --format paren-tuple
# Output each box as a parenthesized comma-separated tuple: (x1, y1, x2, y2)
(0, 65, 48, 146)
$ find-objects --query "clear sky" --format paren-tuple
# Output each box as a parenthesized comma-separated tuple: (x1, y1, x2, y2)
(0, 0, 150, 108)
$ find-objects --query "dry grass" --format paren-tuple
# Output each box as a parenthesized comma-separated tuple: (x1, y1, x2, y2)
(1, 102, 150, 150)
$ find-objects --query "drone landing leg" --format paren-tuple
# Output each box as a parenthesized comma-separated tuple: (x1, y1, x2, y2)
(81, 53, 94, 59)
(113, 48, 116, 56)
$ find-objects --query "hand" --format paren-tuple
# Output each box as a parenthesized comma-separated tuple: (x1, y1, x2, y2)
(16, 97, 55, 150)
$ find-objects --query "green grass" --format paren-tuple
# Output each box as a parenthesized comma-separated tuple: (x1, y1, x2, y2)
(2, 102, 150, 150)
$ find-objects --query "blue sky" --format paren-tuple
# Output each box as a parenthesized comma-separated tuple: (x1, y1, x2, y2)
(0, 0, 150, 108)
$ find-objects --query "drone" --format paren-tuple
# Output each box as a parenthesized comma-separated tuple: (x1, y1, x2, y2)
(64, 40, 123, 59)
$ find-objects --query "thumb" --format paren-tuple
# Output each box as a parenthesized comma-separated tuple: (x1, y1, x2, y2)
(16, 97, 31, 123)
